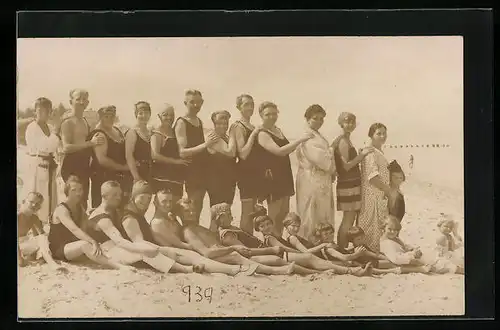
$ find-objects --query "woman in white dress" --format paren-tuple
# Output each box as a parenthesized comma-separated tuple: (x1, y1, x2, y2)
(358, 123, 400, 252)
(295, 105, 336, 241)
(23, 98, 61, 223)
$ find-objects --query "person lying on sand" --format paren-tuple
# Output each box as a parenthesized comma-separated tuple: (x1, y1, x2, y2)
(379, 216, 432, 274)
(211, 203, 320, 275)
(434, 218, 464, 275)
(125, 183, 256, 276)
(175, 197, 292, 276)
(254, 214, 373, 277)
(85, 180, 194, 274)
(18, 192, 66, 271)
(48, 176, 134, 272)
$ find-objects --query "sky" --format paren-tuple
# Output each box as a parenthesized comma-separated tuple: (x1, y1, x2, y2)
(17, 36, 463, 148)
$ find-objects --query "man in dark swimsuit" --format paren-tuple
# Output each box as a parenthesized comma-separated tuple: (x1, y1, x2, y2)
(49, 175, 129, 270)
(174, 89, 219, 223)
(60, 89, 104, 209)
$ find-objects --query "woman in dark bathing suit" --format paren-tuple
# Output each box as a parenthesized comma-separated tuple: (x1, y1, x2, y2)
(253, 101, 314, 236)
(206, 111, 237, 208)
(125, 101, 153, 183)
(88, 106, 131, 208)
(150, 105, 188, 201)
(231, 94, 263, 234)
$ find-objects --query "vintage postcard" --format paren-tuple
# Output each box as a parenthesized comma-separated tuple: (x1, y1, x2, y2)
(17, 35, 465, 318)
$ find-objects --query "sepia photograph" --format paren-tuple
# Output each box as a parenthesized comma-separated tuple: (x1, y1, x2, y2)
(16, 35, 465, 318)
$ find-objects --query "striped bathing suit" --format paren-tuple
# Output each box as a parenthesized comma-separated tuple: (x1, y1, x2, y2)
(333, 137, 362, 211)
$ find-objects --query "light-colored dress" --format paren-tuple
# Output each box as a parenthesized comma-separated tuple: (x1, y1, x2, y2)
(379, 237, 416, 265)
(23, 122, 60, 223)
(358, 147, 390, 252)
(296, 128, 335, 241)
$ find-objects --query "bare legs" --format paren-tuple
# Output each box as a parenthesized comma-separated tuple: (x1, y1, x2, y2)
(186, 186, 207, 223)
(250, 255, 319, 275)
(240, 198, 257, 234)
(63, 241, 132, 271)
(267, 197, 290, 237)
(159, 247, 249, 276)
(287, 252, 371, 276)
(337, 211, 357, 250)
(215, 252, 292, 275)
(20, 236, 66, 271)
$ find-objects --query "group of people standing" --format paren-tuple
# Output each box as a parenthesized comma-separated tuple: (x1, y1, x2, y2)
(18, 88, 464, 276)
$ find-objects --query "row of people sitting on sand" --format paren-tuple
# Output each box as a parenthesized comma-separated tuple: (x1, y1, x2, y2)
(19, 176, 463, 276)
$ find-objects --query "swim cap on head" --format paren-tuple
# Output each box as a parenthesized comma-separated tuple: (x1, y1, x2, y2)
(97, 105, 116, 118)
(131, 180, 152, 198)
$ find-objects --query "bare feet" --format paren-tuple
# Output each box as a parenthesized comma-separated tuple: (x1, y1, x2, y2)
(350, 263, 373, 277)
(286, 262, 295, 275)
(193, 263, 205, 274)
(236, 264, 258, 277)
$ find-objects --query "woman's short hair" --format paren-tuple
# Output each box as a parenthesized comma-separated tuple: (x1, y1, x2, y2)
(34, 97, 52, 111)
(304, 104, 326, 120)
(258, 101, 278, 115)
(368, 122, 387, 138)
(236, 94, 253, 109)
(134, 101, 151, 117)
(25, 191, 44, 203)
(185, 89, 202, 98)
(63, 175, 82, 196)
(254, 215, 273, 232)
(283, 212, 301, 228)
(211, 110, 231, 123)
(210, 203, 232, 225)
(346, 226, 365, 242)
(97, 105, 117, 119)
(337, 112, 356, 127)
(69, 89, 89, 100)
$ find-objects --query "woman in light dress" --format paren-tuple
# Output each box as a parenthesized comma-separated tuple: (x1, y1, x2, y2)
(23, 97, 61, 223)
(295, 105, 336, 241)
(358, 123, 399, 252)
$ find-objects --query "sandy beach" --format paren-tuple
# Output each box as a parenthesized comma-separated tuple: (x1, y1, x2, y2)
(17, 146, 465, 318)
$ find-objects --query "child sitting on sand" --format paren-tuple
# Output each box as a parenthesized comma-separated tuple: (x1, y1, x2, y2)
(379, 216, 431, 274)
(18, 192, 66, 271)
(434, 217, 464, 275)
(254, 214, 373, 276)
(282, 213, 337, 260)
(313, 223, 401, 275)
(388, 160, 406, 223)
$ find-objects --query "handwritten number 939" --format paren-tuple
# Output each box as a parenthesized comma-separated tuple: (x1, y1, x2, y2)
(182, 285, 213, 303)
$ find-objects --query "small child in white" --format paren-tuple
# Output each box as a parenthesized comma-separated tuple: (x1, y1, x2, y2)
(379, 216, 432, 274)
(434, 217, 464, 275)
